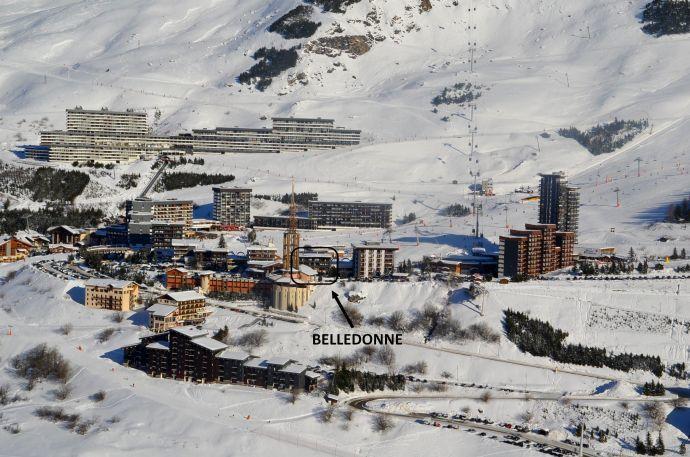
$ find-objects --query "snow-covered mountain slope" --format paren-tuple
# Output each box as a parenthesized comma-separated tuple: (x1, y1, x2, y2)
(2, 0, 689, 144)
(0, 0, 689, 254)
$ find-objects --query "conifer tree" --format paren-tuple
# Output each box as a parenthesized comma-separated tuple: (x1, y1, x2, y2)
(656, 433, 665, 455)
(647, 432, 654, 455)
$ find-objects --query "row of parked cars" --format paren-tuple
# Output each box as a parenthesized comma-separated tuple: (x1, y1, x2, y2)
(416, 418, 573, 456)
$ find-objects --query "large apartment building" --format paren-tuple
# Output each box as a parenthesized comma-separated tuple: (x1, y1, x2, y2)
(308, 201, 393, 228)
(352, 241, 399, 279)
(66, 107, 149, 135)
(35, 107, 153, 163)
(126, 197, 193, 246)
(271, 117, 361, 149)
(498, 223, 575, 278)
(212, 187, 251, 226)
(85, 279, 140, 311)
(252, 215, 319, 230)
(30, 108, 361, 163)
(122, 327, 320, 390)
(538, 172, 580, 240)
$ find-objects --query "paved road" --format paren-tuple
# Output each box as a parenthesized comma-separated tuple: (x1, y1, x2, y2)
(346, 395, 603, 457)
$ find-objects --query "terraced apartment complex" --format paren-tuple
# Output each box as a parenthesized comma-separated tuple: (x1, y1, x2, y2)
(27, 107, 361, 163)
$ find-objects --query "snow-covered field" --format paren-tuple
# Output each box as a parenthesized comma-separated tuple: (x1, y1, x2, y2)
(1, 0, 690, 455)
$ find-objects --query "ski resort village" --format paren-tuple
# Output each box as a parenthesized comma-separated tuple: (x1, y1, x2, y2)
(2, 1, 690, 456)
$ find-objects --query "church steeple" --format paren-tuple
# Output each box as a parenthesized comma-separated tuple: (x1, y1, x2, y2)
(283, 178, 300, 271)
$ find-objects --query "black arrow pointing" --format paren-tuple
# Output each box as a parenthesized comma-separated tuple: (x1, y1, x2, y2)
(332, 291, 354, 328)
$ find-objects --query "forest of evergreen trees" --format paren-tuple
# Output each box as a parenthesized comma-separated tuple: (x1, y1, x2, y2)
(28, 168, 90, 202)
(238, 47, 300, 91)
(0, 164, 90, 203)
(1, 206, 103, 234)
(641, 380, 665, 396)
(254, 192, 318, 206)
(165, 157, 205, 168)
(157, 172, 235, 191)
(642, 0, 690, 36)
(504, 309, 664, 376)
(268, 5, 321, 39)
(327, 366, 405, 395)
(558, 118, 649, 155)
(442, 203, 471, 217)
(667, 197, 690, 222)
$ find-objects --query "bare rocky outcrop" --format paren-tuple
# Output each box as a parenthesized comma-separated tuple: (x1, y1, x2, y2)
(305, 35, 372, 57)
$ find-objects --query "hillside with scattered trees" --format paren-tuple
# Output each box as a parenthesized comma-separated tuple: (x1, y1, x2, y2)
(432, 82, 483, 106)
(306, 0, 363, 13)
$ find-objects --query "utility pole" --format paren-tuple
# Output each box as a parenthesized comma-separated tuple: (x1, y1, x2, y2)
(536, 134, 541, 153)
(635, 157, 642, 177)
(613, 187, 621, 207)
(475, 201, 482, 240)
(566, 72, 570, 88)
(470, 170, 479, 215)
(467, 0, 477, 74)
(579, 423, 584, 457)
(587, 26, 591, 39)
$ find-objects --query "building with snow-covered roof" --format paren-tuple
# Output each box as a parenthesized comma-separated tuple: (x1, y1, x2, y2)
(274, 363, 307, 390)
(85, 278, 140, 311)
(167, 327, 222, 382)
(15, 230, 50, 249)
(0, 236, 34, 263)
(146, 303, 178, 333)
(123, 330, 318, 390)
(217, 350, 252, 383)
(154, 290, 210, 330)
(170, 325, 208, 339)
(246, 244, 279, 261)
(47, 225, 85, 245)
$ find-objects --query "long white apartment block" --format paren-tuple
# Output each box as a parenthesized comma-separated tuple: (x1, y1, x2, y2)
(28, 108, 361, 163)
